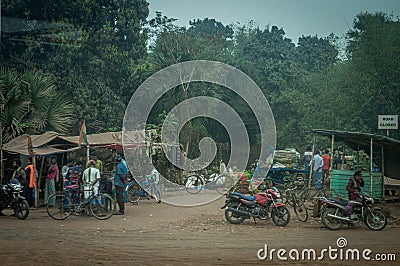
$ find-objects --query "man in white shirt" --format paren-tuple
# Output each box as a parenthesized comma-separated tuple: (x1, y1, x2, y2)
(151, 167, 160, 184)
(312, 150, 324, 189)
(82, 160, 100, 202)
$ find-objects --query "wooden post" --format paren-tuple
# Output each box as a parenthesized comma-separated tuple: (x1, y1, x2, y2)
(381, 143, 385, 201)
(330, 134, 334, 190)
(86, 145, 90, 166)
(370, 138, 373, 197)
(38, 156, 45, 207)
(33, 155, 38, 207)
(309, 134, 316, 188)
(0, 122, 3, 184)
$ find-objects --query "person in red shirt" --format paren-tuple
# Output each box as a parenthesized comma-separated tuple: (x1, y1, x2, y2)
(321, 149, 331, 185)
(45, 157, 59, 207)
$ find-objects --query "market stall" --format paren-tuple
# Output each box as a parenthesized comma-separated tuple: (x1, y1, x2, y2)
(312, 129, 400, 200)
(2, 131, 80, 206)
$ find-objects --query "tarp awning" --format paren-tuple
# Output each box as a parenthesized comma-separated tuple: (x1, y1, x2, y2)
(2, 131, 146, 155)
(60, 131, 145, 149)
(312, 129, 400, 180)
(3, 131, 79, 155)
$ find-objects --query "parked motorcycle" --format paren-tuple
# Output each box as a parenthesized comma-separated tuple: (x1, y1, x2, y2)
(0, 182, 30, 220)
(221, 187, 291, 227)
(317, 193, 387, 231)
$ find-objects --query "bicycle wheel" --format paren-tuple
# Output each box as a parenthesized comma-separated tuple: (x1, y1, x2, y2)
(47, 194, 72, 220)
(126, 182, 141, 204)
(323, 188, 342, 200)
(89, 193, 115, 220)
(293, 194, 309, 222)
(282, 189, 294, 206)
(301, 188, 322, 210)
(215, 175, 235, 195)
(185, 175, 204, 194)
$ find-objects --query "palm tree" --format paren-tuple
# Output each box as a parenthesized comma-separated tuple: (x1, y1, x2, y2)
(0, 67, 75, 142)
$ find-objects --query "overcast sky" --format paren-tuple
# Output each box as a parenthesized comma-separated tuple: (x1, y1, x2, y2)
(147, 0, 400, 42)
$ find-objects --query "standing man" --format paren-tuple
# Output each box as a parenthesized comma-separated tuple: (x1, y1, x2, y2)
(62, 159, 74, 181)
(303, 146, 313, 170)
(11, 160, 26, 186)
(150, 165, 161, 203)
(312, 150, 324, 189)
(86, 151, 103, 172)
(82, 160, 100, 203)
(45, 157, 59, 207)
(332, 150, 340, 169)
(321, 149, 331, 185)
(113, 154, 128, 215)
(24, 158, 36, 207)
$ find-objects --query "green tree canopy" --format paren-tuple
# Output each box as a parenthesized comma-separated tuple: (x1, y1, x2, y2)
(0, 67, 74, 142)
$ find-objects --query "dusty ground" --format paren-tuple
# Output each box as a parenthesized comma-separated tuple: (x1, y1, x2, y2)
(0, 197, 399, 266)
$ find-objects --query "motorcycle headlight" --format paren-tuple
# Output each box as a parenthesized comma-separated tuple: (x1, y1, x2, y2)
(364, 197, 374, 204)
(369, 198, 374, 204)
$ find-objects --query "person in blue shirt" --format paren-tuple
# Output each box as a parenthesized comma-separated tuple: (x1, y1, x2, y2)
(65, 161, 84, 203)
(113, 154, 128, 215)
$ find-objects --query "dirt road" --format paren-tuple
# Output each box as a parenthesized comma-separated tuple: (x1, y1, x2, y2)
(0, 197, 399, 265)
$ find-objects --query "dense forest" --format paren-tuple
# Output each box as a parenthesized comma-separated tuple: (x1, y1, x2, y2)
(1, 1, 399, 163)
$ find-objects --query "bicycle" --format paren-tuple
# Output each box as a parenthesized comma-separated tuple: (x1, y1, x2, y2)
(46, 185, 115, 220)
(284, 186, 309, 222)
(185, 173, 235, 195)
(126, 176, 161, 204)
(299, 179, 341, 210)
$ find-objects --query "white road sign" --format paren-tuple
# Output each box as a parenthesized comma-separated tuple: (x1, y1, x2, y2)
(378, 115, 398, 130)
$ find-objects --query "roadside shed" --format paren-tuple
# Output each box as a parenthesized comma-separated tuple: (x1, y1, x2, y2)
(312, 129, 400, 200)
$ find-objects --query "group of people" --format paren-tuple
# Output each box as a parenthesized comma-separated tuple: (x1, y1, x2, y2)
(6, 158, 37, 208)
(60, 151, 129, 215)
(0, 157, 38, 216)
(2, 151, 129, 216)
(303, 146, 365, 202)
(303, 146, 332, 189)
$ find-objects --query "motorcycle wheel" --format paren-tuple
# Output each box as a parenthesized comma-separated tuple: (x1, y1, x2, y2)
(364, 209, 387, 231)
(321, 207, 343, 230)
(126, 183, 141, 204)
(14, 199, 29, 220)
(271, 206, 290, 227)
(224, 203, 246, 224)
(0, 200, 7, 212)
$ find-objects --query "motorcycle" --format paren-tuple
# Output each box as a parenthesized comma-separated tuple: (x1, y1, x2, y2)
(221, 187, 291, 227)
(0, 182, 30, 220)
(317, 193, 387, 231)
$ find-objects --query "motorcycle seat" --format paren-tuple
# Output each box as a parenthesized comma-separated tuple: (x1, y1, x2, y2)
(230, 192, 256, 201)
(333, 199, 348, 206)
